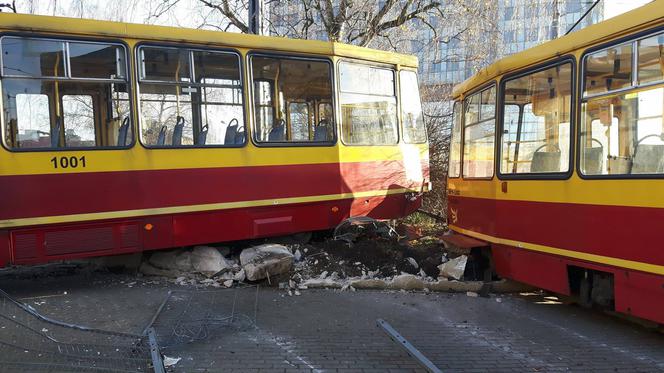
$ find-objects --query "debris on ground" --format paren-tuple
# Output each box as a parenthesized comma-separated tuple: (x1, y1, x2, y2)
(128, 217, 534, 295)
(438, 255, 468, 280)
(240, 244, 294, 281)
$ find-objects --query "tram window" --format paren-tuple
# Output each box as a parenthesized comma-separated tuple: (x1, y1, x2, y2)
(580, 33, 664, 177)
(448, 101, 462, 178)
(69, 42, 126, 79)
(340, 62, 397, 145)
(62, 95, 95, 147)
(251, 55, 333, 143)
(580, 86, 664, 175)
(13, 94, 51, 148)
(1, 37, 132, 150)
(463, 86, 495, 178)
(584, 42, 632, 96)
(139, 47, 244, 147)
(1, 37, 64, 77)
(399, 70, 426, 143)
(638, 33, 664, 85)
(500, 63, 572, 174)
(288, 102, 311, 141)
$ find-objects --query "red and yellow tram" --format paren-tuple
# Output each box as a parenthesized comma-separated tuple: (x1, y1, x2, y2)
(0, 14, 429, 267)
(446, 1, 664, 324)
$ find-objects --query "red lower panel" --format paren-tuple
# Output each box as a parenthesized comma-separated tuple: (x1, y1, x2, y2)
(0, 160, 426, 222)
(492, 244, 570, 294)
(450, 195, 664, 267)
(5, 193, 418, 266)
(614, 270, 664, 324)
(492, 243, 664, 324)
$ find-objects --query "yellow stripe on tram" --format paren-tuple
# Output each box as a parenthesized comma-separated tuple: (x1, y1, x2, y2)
(450, 225, 664, 276)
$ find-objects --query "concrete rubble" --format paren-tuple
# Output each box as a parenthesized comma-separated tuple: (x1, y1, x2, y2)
(438, 254, 467, 280)
(240, 244, 294, 281)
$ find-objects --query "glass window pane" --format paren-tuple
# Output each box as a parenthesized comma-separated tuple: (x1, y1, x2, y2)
(464, 93, 479, 124)
(638, 33, 664, 85)
(480, 86, 496, 120)
(463, 119, 495, 178)
(448, 101, 462, 178)
(585, 42, 633, 96)
(501, 63, 572, 174)
(340, 63, 394, 96)
(399, 70, 426, 143)
(252, 56, 333, 143)
(193, 51, 240, 84)
(340, 62, 397, 145)
(580, 86, 664, 175)
(69, 42, 126, 79)
(141, 47, 191, 82)
(139, 83, 193, 146)
(13, 93, 52, 148)
(1, 37, 65, 77)
(3, 79, 124, 149)
(63, 94, 95, 147)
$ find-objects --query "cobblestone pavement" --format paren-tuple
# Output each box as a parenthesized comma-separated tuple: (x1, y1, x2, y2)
(2, 269, 663, 373)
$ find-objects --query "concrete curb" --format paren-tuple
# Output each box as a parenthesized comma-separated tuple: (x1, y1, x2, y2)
(302, 276, 536, 294)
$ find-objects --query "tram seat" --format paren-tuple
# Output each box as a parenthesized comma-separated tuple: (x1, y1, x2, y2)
(156, 126, 167, 146)
(235, 129, 245, 144)
(116, 117, 129, 147)
(583, 147, 604, 175)
(313, 125, 327, 141)
(198, 124, 208, 145)
(530, 151, 561, 172)
(631, 144, 664, 173)
(224, 124, 238, 145)
(268, 121, 285, 141)
(172, 116, 185, 146)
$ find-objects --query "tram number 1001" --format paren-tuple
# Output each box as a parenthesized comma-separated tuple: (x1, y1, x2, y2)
(50, 156, 87, 169)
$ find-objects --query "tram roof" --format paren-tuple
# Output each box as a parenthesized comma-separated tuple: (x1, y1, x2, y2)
(452, 0, 664, 98)
(0, 12, 418, 68)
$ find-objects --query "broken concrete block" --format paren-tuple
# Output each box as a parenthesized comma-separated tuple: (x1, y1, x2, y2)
(427, 279, 483, 293)
(149, 249, 192, 272)
(438, 255, 467, 280)
(190, 246, 232, 277)
(139, 262, 183, 277)
(300, 278, 343, 289)
(240, 244, 294, 281)
(389, 274, 425, 290)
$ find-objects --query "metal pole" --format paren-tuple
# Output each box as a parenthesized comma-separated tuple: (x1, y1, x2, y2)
(249, 0, 262, 35)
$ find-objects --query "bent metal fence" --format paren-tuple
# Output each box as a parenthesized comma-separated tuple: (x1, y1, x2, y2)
(0, 289, 157, 373)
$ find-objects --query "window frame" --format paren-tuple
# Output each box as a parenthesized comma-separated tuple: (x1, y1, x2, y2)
(447, 100, 462, 179)
(497, 56, 577, 181)
(0, 33, 134, 152)
(248, 52, 337, 148)
(577, 25, 664, 180)
(398, 68, 428, 144)
(336, 58, 399, 147)
(135, 42, 247, 149)
(461, 81, 497, 180)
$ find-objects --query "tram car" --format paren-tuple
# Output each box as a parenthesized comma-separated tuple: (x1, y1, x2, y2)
(0, 13, 429, 267)
(445, 1, 664, 324)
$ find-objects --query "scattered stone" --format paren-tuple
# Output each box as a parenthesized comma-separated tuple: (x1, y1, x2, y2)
(294, 290, 301, 296)
(406, 257, 419, 269)
(466, 291, 479, 297)
(163, 356, 181, 367)
(294, 249, 302, 262)
(233, 269, 246, 282)
(191, 246, 233, 277)
(223, 280, 233, 288)
(496, 298, 502, 303)
(319, 271, 328, 279)
(240, 244, 294, 281)
(438, 255, 467, 280)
